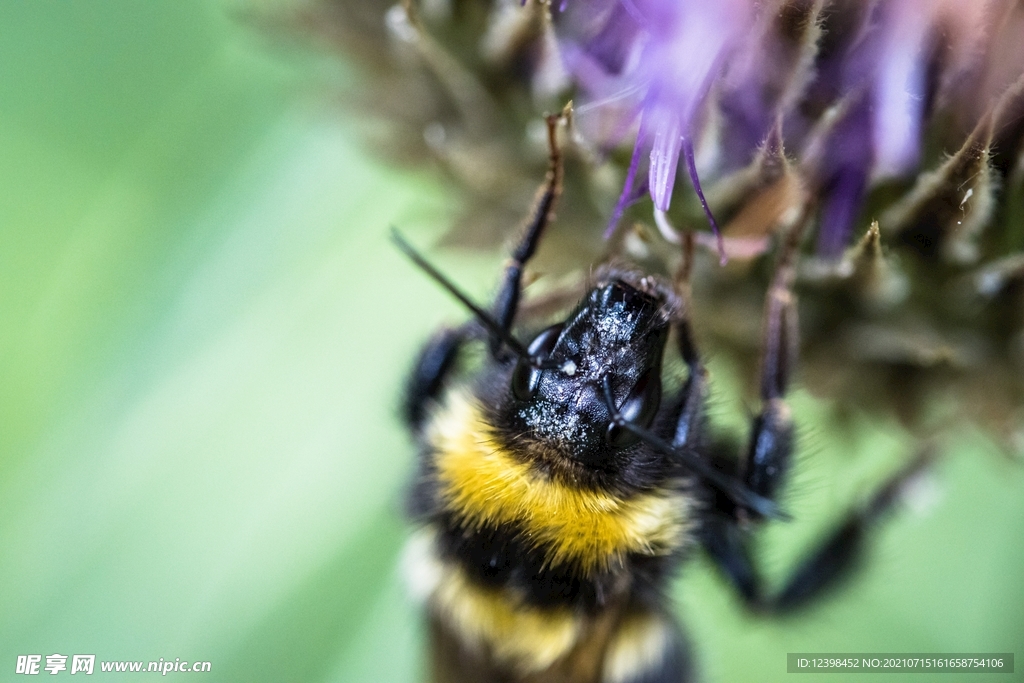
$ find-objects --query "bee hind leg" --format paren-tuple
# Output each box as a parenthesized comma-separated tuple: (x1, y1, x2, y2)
(700, 449, 934, 614)
(766, 448, 935, 613)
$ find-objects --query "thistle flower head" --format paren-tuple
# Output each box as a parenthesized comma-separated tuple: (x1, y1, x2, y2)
(558, 0, 1024, 257)
(301, 0, 1024, 453)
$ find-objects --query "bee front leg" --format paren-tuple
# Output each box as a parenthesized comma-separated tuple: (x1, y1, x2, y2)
(403, 325, 471, 433)
(489, 112, 564, 357)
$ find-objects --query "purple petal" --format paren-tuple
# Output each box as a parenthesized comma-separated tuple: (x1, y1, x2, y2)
(582, 1, 644, 75)
(648, 111, 682, 212)
(816, 97, 874, 257)
(683, 137, 726, 265)
(817, 168, 868, 258)
(871, 0, 931, 178)
(605, 117, 649, 238)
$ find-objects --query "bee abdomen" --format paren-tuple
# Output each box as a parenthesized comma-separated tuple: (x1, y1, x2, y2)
(404, 528, 691, 683)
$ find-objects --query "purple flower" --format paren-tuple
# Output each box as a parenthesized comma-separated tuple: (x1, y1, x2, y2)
(555, 0, 1006, 258)
(559, 0, 752, 258)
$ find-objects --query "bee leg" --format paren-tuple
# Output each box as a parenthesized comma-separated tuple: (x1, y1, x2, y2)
(698, 512, 760, 604)
(743, 232, 800, 504)
(701, 448, 933, 613)
(668, 244, 763, 604)
(765, 449, 935, 613)
(403, 325, 470, 433)
(669, 233, 710, 452)
(489, 113, 563, 356)
(696, 230, 790, 605)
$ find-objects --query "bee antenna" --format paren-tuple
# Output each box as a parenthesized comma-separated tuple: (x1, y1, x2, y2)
(600, 376, 788, 521)
(628, 423, 788, 520)
(391, 228, 535, 362)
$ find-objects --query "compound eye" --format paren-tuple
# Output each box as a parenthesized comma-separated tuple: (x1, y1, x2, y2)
(511, 361, 540, 401)
(605, 368, 662, 448)
(511, 323, 564, 401)
(605, 421, 635, 449)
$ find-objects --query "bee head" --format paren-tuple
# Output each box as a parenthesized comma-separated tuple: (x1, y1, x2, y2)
(501, 269, 678, 472)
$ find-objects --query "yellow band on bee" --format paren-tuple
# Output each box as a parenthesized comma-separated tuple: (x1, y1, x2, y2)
(602, 612, 674, 683)
(428, 391, 694, 572)
(403, 528, 583, 674)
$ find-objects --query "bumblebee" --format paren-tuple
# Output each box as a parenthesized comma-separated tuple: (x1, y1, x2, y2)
(395, 114, 929, 683)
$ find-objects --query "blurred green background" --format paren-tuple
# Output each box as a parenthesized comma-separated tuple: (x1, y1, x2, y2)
(0, 2, 1021, 682)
